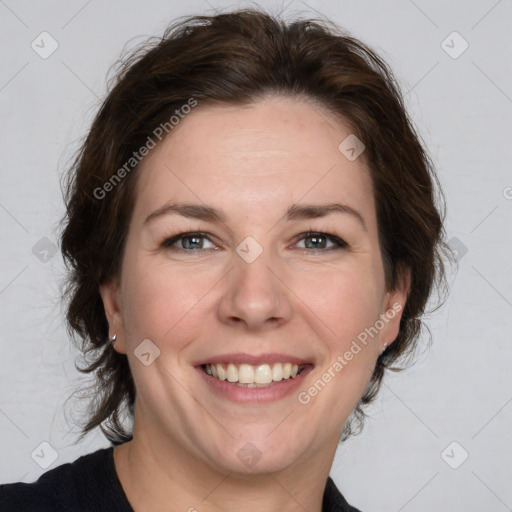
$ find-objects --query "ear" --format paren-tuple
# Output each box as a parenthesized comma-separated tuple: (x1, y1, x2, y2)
(379, 265, 411, 353)
(99, 278, 127, 354)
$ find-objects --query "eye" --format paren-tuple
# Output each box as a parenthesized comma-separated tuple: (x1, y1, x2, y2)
(160, 231, 347, 253)
(294, 232, 347, 251)
(161, 232, 217, 251)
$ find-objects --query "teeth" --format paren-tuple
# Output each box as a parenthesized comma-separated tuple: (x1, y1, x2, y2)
(226, 363, 238, 383)
(272, 363, 283, 381)
(203, 362, 303, 385)
(254, 364, 272, 384)
(238, 364, 254, 384)
(216, 364, 226, 381)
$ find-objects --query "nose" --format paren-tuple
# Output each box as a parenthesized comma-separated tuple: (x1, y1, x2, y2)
(216, 250, 293, 331)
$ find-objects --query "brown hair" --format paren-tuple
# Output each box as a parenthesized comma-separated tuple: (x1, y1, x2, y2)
(60, 9, 448, 444)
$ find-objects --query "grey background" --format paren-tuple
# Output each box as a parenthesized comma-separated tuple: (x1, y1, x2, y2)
(1, 1, 511, 510)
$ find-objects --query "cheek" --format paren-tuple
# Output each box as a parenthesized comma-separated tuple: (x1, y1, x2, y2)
(293, 269, 382, 422)
(296, 265, 383, 343)
(121, 256, 216, 342)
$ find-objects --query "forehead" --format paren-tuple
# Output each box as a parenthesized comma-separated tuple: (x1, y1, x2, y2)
(133, 96, 375, 224)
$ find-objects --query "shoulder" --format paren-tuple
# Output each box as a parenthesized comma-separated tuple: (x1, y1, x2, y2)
(323, 476, 363, 512)
(0, 446, 132, 512)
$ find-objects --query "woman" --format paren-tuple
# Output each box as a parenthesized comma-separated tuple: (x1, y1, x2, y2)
(0, 8, 447, 511)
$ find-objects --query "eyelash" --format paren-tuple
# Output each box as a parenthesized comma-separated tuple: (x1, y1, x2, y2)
(160, 231, 348, 253)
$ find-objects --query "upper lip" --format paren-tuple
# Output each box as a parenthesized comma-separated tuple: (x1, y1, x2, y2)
(194, 353, 314, 366)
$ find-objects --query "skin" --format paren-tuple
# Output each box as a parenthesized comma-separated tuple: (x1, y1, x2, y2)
(100, 95, 409, 512)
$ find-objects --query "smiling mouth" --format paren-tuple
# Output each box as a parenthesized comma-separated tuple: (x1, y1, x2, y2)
(201, 362, 306, 388)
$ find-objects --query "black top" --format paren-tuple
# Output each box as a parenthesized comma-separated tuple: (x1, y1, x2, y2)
(0, 446, 361, 511)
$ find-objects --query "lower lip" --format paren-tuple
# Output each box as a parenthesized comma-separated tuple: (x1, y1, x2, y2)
(196, 366, 313, 404)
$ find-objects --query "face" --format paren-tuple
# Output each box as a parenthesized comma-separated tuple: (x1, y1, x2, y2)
(101, 95, 407, 476)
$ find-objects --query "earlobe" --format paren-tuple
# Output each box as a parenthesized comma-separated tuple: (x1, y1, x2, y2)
(99, 279, 126, 353)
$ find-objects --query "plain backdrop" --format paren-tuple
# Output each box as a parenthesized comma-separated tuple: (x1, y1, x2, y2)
(1, 1, 511, 510)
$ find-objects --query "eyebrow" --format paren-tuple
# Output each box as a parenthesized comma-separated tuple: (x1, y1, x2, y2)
(144, 201, 367, 231)
(286, 203, 367, 230)
(144, 202, 227, 225)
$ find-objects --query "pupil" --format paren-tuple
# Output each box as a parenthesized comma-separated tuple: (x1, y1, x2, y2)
(306, 235, 325, 249)
(184, 236, 202, 249)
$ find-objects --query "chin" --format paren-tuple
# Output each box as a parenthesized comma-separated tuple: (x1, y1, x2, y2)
(199, 429, 311, 476)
